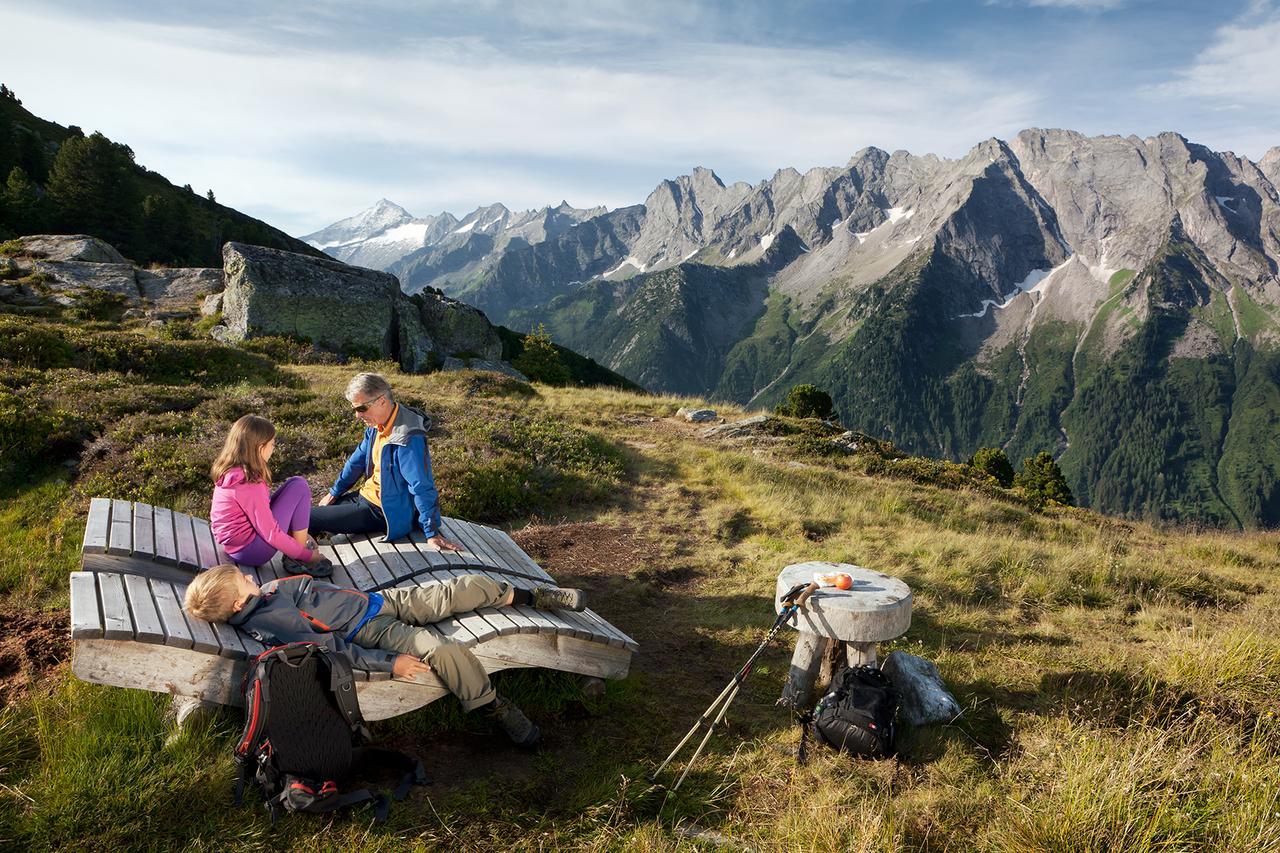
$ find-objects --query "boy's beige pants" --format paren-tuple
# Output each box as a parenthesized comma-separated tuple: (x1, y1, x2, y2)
(352, 574, 510, 711)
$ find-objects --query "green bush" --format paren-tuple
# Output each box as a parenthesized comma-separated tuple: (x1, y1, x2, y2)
(775, 383, 834, 419)
(66, 289, 128, 322)
(970, 446, 1015, 487)
(434, 413, 626, 522)
(238, 335, 341, 365)
(1016, 451, 1074, 507)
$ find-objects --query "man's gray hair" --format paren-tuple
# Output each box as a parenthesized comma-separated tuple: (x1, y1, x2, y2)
(345, 372, 394, 403)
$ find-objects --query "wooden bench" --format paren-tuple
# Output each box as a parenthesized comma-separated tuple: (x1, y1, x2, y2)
(71, 498, 637, 720)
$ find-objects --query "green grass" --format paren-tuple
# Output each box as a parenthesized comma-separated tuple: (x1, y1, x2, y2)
(3, 332, 1280, 850)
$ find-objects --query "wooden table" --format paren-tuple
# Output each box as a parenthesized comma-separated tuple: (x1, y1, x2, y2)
(774, 561, 911, 708)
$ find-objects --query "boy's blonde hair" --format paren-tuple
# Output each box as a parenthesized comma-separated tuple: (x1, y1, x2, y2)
(184, 564, 243, 623)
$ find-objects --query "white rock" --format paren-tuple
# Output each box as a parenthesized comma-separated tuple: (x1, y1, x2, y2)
(882, 650, 962, 727)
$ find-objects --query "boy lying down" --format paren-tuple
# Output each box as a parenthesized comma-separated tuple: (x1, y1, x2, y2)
(184, 565, 587, 746)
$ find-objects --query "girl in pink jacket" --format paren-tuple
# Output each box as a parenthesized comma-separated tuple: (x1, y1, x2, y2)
(210, 415, 331, 575)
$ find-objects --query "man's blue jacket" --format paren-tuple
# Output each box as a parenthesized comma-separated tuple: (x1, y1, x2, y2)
(329, 403, 442, 541)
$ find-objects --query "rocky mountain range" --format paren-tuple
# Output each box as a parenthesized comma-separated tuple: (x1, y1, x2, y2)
(309, 130, 1280, 528)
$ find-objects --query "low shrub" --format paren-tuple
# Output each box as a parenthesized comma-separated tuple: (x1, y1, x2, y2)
(0, 317, 293, 386)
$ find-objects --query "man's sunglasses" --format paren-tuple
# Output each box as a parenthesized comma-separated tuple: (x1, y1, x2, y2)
(351, 393, 385, 414)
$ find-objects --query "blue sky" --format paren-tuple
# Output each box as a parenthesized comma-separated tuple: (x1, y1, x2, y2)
(4, 0, 1278, 236)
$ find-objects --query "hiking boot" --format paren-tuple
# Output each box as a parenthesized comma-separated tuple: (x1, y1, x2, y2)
(284, 554, 334, 579)
(488, 696, 540, 746)
(531, 586, 586, 611)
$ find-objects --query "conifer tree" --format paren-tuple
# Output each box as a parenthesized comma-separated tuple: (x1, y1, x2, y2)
(514, 325, 570, 385)
(47, 132, 135, 247)
(1015, 452, 1073, 506)
(3, 166, 43, 233)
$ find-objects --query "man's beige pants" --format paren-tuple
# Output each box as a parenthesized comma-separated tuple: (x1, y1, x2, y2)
(352, 574, 509, 711)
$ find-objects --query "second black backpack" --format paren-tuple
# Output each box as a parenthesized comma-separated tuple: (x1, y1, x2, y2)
(234, 642, 428, 823)
(811, 664, 898, 758)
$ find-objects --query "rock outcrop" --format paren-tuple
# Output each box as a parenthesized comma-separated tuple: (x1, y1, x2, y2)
(217, 242, 502, 372)
(0, 234, 221, 310)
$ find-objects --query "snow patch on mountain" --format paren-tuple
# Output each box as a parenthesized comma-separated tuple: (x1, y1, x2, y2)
(958, 263, 1062, 319)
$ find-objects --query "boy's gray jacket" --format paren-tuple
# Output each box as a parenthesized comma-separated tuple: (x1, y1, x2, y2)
(227, 575, 396, 672)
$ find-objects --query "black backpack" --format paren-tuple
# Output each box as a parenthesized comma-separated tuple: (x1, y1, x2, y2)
(234, 642, 429, 823)
(811, 665, 898, 758)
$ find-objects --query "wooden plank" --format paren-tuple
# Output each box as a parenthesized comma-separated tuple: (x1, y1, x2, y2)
(191, 518, 219, 570)
(472, 523, 554, 582)
(97, 573, 133, 640)
(108, 499, 133, 556)
(371, 537, 415, 583)
(239, 632, 266, 659)
(83, 498, 111, 553)
(132, 501, 155, 559)
(173, 512, 200, 570)
(212, 620, 247, 660)
(152, 506, 178, 565)
(71, 639, 453, 720)
(315, 543, 357, 589)
(440, 518, 508, 571)
(123, 574, 165, 644)
(331, 540, 375, 590)
(69, 572, 103, 639)
(183, 590, 222, 655)
(350, 537, 396, 588)
(151, 579, 193, 650)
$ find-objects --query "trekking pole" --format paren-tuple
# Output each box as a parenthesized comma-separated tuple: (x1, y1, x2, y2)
(651, 581, 819, 792)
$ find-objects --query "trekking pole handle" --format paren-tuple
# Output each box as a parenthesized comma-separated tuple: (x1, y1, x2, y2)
(793, 581, 820, 610)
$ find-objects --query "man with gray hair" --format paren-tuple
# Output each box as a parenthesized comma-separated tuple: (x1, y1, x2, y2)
(310, 372, 462, 552)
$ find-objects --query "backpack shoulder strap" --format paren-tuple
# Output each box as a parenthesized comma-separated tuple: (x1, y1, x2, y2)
(316, 648, 370, 739)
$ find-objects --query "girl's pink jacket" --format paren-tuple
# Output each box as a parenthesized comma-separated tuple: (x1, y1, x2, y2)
(210, 467, 313, 562)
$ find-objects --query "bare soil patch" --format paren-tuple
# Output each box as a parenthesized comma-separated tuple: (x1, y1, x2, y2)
(0, 608, 70, 708)
(512, 522, 655, 584)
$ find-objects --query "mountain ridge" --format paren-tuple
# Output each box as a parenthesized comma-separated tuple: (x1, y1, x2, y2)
(310, 127, 1280, 527)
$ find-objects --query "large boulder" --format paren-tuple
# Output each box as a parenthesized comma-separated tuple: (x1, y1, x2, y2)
(9, 234, 128, 264)
(137, 268, 223, 309)
(220, 242, 502, 372)
(31, 259, 142, 304)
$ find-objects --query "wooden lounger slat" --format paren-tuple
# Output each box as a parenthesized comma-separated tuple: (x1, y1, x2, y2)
(151, 579, 193, 649)
(70, 572, 103, 639)
(97, 572, 133, 640)
(370, 537, 414, 579)
(132, 502, 155, 561)
(174, 512, 200, 570)
(124, 574, 165, 644)
(184, 602, 222, 655)
(212, 620, 247, 660)
(191, 518, 219, 570)
(331, 540, 375, 590)
(84, 498, 110, 552)
(473, 524, 555, 583)
(350, 537, 396, 588)
(434, 523, 542, 637)
(152, 506, 178, 565)
(240, 633, 266, 659)
(108, 499, 133, 557)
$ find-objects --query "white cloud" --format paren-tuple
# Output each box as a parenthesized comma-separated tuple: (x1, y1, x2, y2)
(3, 5, 1042, 234)
(1162, 2, 1280, 105)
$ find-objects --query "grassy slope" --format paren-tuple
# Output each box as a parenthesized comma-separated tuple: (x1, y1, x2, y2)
(2, 318, 1279, 850)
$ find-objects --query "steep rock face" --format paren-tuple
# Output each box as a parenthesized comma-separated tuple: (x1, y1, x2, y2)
(219, 243, 500, 372)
